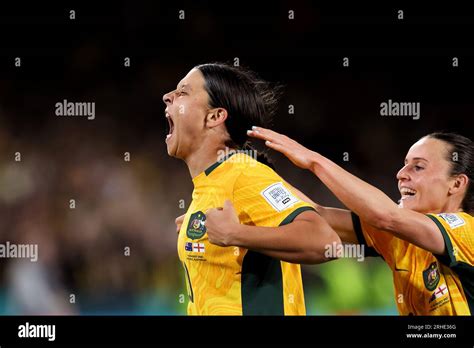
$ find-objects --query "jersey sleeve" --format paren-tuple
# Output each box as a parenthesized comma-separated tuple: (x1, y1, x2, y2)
(351, 212, 395, 266)
(426, 213, 474, 268)
(233, 164, 316, 227)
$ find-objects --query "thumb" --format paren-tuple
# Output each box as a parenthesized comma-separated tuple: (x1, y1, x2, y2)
(223, 199, 235, 212)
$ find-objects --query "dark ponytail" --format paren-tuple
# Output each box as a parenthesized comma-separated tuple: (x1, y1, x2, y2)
(425, 132, 474, 213)
(195, 62, 281, 168)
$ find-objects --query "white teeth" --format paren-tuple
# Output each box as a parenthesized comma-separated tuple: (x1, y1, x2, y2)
(400, 187, 416, 195)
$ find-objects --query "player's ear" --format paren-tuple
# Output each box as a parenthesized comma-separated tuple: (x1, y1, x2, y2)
(448, 173, 468, 195)
(206, 108, 228, 129)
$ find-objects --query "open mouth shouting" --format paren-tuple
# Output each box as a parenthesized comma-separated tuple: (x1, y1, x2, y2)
(165, 111, 175, 142)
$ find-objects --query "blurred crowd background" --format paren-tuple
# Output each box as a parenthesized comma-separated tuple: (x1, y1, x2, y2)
(0, 2, 472, 315)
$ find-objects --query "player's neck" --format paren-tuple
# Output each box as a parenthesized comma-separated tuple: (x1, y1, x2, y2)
(440, 196, 465, 214)
(424, 196, 464, 214)
(185, 141, 233, 179)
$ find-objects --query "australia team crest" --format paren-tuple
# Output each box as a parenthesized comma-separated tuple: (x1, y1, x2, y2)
(423, 262, 440, 291)
(186, 211, 207, 240)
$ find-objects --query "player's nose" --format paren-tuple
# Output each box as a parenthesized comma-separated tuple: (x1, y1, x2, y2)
(163, 90, 174, 105)
(396, 165, 410, 182)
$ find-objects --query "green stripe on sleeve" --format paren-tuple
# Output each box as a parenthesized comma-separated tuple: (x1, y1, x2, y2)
(426, 214, 457, 267)
(426, 214, 474, 315)
(279, 206, 316, 226)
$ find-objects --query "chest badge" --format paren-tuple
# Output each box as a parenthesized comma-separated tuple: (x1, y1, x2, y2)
(423, 262, 440, 291)
(186, 211, 207, 240)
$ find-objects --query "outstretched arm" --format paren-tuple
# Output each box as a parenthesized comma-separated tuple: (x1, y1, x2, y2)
(205, 200, 342, 264)
(175, 190, 358, 245)
(248, 127, 445, 255)
(288, 185, 358, 244)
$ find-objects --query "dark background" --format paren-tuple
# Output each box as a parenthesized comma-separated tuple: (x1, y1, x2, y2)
(0, 1, 472, 314)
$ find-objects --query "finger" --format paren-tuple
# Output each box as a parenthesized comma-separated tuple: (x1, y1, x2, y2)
(247, 130, 279, 142)
(175, 214, 185, 225)
(247, 129, 279, 144)
(264, 140, 288, 155)
(175, 214, 185, 234)
(247, 129, 269, 141)
(223, 199, 236, 213)
(205, 208, 216, 215)
(251, 126, 286, 142)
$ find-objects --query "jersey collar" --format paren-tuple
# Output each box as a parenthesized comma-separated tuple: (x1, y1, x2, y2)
(204, 152, 237, 176)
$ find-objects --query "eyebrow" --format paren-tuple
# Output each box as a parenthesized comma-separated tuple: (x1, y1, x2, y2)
(405, 157, 429, 163)
(176, 83, 192, 91)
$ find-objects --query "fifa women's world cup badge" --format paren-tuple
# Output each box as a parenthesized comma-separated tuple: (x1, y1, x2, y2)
(423, 262, 440, 291)
(186, 211, 207, 240)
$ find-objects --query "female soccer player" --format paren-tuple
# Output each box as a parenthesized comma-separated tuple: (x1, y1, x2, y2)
(163, 63, 341, 315)
(216, 128, 472, 315)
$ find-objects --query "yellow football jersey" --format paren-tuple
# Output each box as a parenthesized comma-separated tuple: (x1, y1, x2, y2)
(177, 152, 315, 315)
(352, 212, 474, 315)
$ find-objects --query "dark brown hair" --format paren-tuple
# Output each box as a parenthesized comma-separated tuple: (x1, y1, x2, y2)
(195, 62, 281, 167)
(425, 132, 473, 213)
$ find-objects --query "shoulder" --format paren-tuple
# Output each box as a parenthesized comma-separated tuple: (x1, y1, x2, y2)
(427, 212, 472, 232)
(229, 153, 277, 180)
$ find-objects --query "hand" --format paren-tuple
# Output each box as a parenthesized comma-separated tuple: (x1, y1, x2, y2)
(247, 126, 316, 170)
(175, 214, 186, 234)
(205, 200, 240, 247)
